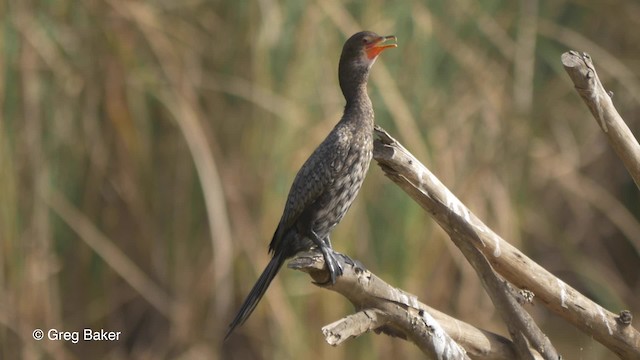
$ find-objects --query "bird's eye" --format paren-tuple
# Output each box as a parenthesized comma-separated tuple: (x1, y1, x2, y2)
(362, 37, 370, 44)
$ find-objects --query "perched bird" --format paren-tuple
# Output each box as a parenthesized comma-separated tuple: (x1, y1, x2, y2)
(225, 31, 397, 339)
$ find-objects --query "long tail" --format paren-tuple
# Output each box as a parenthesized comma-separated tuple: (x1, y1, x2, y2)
(224, 252, 285, 340)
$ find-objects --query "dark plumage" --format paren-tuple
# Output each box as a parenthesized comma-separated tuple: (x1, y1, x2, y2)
(225, 31, 397, 340)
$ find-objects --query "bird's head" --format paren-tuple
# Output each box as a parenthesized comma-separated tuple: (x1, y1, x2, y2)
(340, 31, 397, 71)
(338, 31, 396, 100)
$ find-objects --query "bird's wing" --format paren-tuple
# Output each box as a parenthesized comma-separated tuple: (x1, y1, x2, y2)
(270, 127, 350, 249)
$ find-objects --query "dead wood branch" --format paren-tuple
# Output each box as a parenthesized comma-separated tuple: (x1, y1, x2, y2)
(289, 252, 516, 360)
(440, 213, 558, 360)
(561, 50, 640, 189)
(371, 126, 640, 358)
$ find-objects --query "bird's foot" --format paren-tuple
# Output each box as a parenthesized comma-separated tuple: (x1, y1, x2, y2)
(319, 246, 343, 284)
(308, 231, 343, 284)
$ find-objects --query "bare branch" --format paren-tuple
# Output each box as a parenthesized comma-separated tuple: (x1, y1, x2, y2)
(441, 211, 556, 360)
(561, 50, 640, 189)
(321, 310, 387, 346)
(451, 232, 557, 360)
(289, 252, 517, 360)
(372, 126, 640, 358)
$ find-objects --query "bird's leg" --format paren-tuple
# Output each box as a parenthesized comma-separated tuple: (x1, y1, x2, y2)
(323, 235, 333, 249)
(323, 235, 344, 273)
(309, 230, 343, 284)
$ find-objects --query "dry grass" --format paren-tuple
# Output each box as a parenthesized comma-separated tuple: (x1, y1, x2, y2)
(1, 0, 639, 359)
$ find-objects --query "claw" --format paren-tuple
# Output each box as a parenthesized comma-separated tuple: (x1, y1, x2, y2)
(319, 244, 343, 284)
(309, 231, 343, 284)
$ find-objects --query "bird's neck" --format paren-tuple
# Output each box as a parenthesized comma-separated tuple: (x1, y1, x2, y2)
(339, 61, 370, 100)
(340, 67, 373, 124)
(343, 88, 373, 121)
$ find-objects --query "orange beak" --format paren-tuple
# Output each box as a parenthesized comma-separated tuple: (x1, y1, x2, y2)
(365, 35, 397, 59)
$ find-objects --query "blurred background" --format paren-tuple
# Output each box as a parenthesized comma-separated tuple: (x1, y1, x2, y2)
(1, 0, 639, 359)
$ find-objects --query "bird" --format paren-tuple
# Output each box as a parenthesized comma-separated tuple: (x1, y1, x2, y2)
(225, 31, 397, 340)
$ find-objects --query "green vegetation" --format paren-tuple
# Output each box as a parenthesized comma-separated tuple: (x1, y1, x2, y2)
(1, 0, 638, 359)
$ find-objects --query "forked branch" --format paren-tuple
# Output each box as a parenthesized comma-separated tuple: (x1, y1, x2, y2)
(289, 252, 515, 360)
(372, 126, 639, 358)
